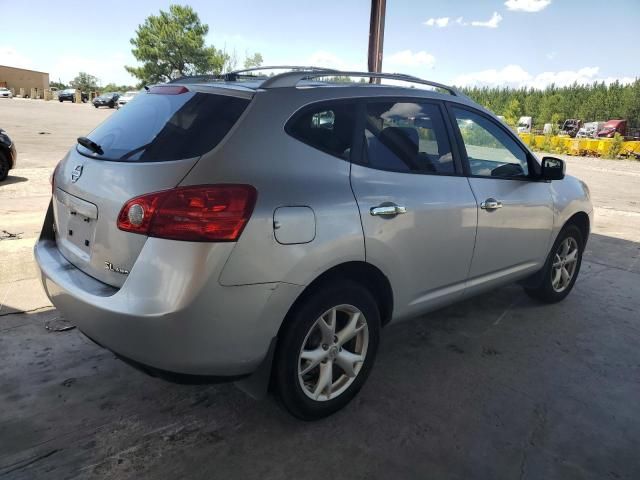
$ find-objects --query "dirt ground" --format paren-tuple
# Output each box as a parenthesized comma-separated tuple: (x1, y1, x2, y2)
(1, 98, 639, 479)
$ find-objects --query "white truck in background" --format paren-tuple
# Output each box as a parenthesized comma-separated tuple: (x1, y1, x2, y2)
(517, 116, 532, 133)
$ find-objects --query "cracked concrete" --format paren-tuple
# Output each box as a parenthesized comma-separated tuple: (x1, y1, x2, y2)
(1, 98, 640, 479)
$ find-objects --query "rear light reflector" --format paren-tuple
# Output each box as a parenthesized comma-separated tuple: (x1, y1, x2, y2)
(117, 185, 257, 242)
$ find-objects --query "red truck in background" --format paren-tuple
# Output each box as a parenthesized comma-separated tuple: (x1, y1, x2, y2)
(597, 119, 627, 138)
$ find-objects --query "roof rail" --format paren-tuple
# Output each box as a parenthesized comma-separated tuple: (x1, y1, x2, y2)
(168, 66, 339, 84)
(169, 74, 223, 84)
(223, 66, 338, 81)
(260, 69, 461, 96)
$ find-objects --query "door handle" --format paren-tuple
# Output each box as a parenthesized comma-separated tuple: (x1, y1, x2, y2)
(370, 204, 407, 216)
(480, 198, 503, 211)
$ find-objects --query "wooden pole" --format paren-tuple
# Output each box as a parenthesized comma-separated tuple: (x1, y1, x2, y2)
(368, 0, 386, 83)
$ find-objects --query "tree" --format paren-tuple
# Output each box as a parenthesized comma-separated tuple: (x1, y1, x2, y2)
(100, 83, 136, 93)
(125, 4, 227, 85)
(70, 72, 99, 93)
(50, 80, 67, 90)
(503, 98, 522, 127)
(221, 47, 238, 73)
(461, 79, 640, 130)
(243, 52, 263, 69)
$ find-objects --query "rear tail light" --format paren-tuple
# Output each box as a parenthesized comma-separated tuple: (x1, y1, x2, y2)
(50, 162, 61, 195)
(117, 185, 257, 242)
(148, 85, 189, 95)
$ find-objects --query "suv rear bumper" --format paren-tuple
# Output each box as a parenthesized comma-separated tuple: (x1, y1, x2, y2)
(35, 236, 303, 377)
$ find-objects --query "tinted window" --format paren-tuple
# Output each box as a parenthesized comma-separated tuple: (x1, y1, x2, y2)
(287, 102, 357, 159)
(364, 101, 453, 174)
(78, 92, 250, 162)
(453, 108, 529, 178)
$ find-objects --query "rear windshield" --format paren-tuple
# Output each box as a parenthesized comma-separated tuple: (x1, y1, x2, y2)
(77, 91, 250, 162)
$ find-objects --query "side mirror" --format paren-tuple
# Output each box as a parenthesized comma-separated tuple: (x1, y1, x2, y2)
(541, 156, 565, 181)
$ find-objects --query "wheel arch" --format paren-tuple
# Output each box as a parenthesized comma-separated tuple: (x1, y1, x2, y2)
(279, 261, 394, 335)
(564, 211, 590, 245)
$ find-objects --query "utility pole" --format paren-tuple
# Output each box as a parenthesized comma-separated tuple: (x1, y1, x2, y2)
(368, 0, 386, 83)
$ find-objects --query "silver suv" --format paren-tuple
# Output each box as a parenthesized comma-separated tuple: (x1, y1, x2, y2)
(36, 67, 593, 419)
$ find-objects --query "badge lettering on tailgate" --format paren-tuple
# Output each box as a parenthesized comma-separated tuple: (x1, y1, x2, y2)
(104, 261, 129, 275)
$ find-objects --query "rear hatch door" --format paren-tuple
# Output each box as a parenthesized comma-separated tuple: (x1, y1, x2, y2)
(52, 85, 252, 287)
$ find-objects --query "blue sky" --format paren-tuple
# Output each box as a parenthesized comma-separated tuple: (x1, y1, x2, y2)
(1, 0, 638, 88)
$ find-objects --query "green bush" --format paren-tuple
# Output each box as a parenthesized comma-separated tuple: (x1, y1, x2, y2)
(555, 141, 568, 155)
(540, 134, 553, 152)
(606, 133, 625, 159)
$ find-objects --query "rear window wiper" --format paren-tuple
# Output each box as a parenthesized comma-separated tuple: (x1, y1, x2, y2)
(77, 137, 104, 156)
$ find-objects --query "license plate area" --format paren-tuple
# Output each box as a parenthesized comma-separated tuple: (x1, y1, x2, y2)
(54, 188, 98, 263)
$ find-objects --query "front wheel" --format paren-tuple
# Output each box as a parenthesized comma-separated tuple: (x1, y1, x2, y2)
(524, 224, 584, 303)
(274, 281, 380, 420)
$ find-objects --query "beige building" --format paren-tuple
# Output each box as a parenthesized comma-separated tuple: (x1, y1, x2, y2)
(0, 65, 50, 96)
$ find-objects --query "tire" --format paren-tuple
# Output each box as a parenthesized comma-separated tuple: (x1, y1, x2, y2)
(274, 280, 380, 420)
(94, 104, 98, 108)
(524, 224, 584, 303)
(59, 98, 63, 102)
(0, 151, 9, 182)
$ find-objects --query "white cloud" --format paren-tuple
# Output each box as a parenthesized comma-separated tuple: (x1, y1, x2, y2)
(471, 12, 503, 28)
(423, 17, 450, 27)
(386, 50, 435, 68)
(0, 46, 35, 70)
(453, 64, 635, 89)
(455, 17, 468, 26)
(504, 0, 552, 12)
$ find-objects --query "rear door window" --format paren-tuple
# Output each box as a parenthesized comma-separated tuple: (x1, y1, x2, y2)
(363, 101, 454, 174)
(77, 90, 250, 162)
(286, 101, 358, 160)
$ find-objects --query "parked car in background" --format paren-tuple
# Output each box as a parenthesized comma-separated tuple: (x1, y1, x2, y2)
(37, 67, 593, 420)
(543, 123, 553, 135)
(576, 121, 605, 138)
(58, 88, 88, 103)
(116, 90, 138, 108)
(93, 92, 120, 109)
(0, 87, 13, 99)
(597, 119, 627, 138)
(559, 119, 582, 138)
(516, 116, 532, 133)
(0, 128, 17, 182)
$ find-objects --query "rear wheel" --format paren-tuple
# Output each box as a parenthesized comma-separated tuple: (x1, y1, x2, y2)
(524, 224, 583, 303)
(0, 151, 9, 182)
(274, 281, 380, 420)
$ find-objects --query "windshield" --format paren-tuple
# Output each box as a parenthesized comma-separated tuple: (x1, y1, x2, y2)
(77, 91, 250, 162)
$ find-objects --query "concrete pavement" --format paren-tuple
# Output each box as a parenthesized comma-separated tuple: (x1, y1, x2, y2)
(1, 99, 639, 479)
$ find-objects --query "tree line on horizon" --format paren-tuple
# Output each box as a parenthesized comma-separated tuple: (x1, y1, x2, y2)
(460, 80, 640, 129)
(49, 3, 639, 134)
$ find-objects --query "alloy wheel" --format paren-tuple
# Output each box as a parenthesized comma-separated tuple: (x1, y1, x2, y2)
(551, 236, 579, 292)
(298, 304, 369, 402)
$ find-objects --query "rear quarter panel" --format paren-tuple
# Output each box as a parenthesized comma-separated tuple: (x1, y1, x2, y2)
(180, 89, 365, 287)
